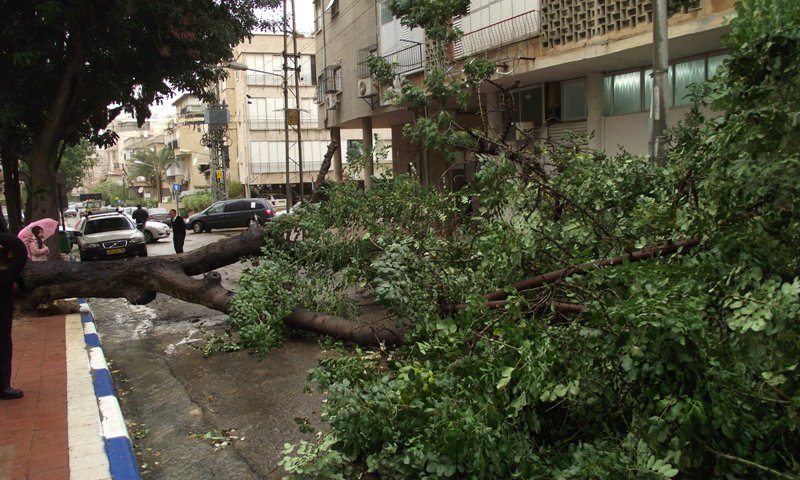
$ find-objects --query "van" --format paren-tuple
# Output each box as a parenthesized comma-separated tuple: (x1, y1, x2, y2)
(187, 198, 275, 233)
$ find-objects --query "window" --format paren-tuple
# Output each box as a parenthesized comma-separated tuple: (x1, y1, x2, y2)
(674, 58, 705, 105)
(380, 1, 394, 25)
(561, 78, 587, 121)
(247, 97, 285, 130)
(511, 86, 543, 125)
(604, 52, 727, 115)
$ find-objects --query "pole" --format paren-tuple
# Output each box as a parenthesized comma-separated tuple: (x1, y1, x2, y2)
(283, 0, 293, 210)
(291, 0, 304, 203)
(649, 0, 669, 166)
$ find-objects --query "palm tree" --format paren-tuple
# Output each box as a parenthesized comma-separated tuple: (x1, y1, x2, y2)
(130, 146, 176, 204)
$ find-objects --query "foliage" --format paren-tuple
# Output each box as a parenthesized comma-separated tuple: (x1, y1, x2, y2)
(228, 180, 245, 199)
(181, 191, 213, 214)
(227, 0, 800, 478)
(92, 180, 126, 206)
(0, 0, 280, 222)
(130, 146, 177, 201)
(59, 139, 96, 191)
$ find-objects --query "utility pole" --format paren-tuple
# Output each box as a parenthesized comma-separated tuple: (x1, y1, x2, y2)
(203, 78, 229, 202)
(282, 0, 293, 209)
(291, 0, 305, 203)
(649, 0, 669, 166)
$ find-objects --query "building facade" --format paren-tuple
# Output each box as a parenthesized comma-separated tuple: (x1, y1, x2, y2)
(316, 0, 736, 188)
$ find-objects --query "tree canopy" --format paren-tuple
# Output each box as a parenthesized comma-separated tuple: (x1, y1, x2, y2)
(0, 0, 280, 227)
(210, 0, 800, 478)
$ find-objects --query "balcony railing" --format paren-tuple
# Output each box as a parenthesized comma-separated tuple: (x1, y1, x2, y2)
(453, 10, 541, 59)
(382, 42, 424, 76)
(248, 117, 319, 130)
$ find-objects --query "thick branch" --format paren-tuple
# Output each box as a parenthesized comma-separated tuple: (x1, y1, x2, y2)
(286, 307, 404, 347)
(482, 239, 700, 303)
(309, 141, 339, 204)
(19, 226, 264, 309)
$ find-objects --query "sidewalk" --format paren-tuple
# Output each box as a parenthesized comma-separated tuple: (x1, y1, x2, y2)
(0, 304, 139, 479)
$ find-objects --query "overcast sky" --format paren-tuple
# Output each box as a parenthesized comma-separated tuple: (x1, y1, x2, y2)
(150, 0, 315, 118)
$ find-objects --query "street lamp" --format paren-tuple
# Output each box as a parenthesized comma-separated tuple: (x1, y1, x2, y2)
(133, 159, 162, 205)
(227, 59, 299, 210)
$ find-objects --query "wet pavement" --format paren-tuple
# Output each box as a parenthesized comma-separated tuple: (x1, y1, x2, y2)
(89, 229, 326, 479)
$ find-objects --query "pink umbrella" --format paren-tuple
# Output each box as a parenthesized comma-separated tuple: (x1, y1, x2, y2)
(17, 218, 60, 243)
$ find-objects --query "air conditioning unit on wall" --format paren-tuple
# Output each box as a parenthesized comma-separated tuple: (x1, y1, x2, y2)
(326, 93, 340, 110)
(357, 78, 378, 98)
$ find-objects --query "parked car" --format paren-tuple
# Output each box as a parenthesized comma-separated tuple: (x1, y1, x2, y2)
(140, 220, 171, 243)
(147, 207, 171, 225)
(262, 193, 287, 208)
(74, 211, 147, 261)
(119, 208, 172, 242)
(187, 198, 274, 233)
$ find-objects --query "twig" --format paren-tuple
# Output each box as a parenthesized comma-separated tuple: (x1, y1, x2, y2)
(699, 439, 797, 480)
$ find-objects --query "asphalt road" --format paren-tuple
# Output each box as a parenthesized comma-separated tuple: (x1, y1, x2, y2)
(89, 228, 326, 479)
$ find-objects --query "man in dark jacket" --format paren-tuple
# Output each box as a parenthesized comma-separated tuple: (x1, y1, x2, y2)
(0, 233, 27, 400)
(132, 204, 149, 231)
(169, 209, 186, 254)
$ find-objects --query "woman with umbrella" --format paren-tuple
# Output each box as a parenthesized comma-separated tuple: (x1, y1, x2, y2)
(17, 218, 58, 261)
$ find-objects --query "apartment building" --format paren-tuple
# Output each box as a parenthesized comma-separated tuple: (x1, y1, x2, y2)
(316, 0, 735, 188)
(222, 33, 392, 200)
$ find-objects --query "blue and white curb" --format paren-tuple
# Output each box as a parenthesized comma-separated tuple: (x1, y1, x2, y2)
(78, 299, 141, 480)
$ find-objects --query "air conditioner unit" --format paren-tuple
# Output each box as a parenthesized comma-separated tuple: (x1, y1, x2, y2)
(357, 78, 378, 98)
(326, 93, 339, 110)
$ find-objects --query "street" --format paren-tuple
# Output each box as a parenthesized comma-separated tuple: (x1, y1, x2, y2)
(88, 228, 326, 479)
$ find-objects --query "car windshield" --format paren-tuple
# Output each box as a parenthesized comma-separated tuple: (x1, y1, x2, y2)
(84, 217, 134, 234)
(150, 208, 168, 215)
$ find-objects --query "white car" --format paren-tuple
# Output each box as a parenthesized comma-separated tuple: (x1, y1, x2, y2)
(120, 208, 171, 243)
(74, 211, 148, 261)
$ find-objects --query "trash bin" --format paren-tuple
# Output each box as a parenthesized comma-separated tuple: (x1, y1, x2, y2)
(58, 231, 72, 254)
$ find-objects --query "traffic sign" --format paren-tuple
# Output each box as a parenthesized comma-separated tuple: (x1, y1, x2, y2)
(172, 183, 181, 193)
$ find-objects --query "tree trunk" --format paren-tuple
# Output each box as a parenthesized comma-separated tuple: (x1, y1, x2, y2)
(18, 227, 406, 347)
(309, 141, 338, 203)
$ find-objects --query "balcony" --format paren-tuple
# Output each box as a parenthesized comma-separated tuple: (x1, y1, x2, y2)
(453, 10, 541, 59)
(381, 42, 424, 76)
(248, 116, 319, 130)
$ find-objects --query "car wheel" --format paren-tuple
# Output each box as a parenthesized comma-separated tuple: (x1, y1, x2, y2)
(192, 222, 204, 234)
(144, 230, 154, 243)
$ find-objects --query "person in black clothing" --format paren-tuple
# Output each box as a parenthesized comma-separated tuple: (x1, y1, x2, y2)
(169, 209, 186, 254)
(132, 204, 149, 231)
(0, 233, 27, 400)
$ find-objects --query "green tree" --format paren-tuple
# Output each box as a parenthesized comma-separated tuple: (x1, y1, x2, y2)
(92, 180, 125, 207)
(267, 1, 800, 478)
(227, 180, 245, 199)
(0, 0, 279, 227)
(59, 139, 96, 192)
(131, 146, 177, 205)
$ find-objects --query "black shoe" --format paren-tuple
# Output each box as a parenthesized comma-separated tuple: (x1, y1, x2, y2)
(0, 387, 23, 400)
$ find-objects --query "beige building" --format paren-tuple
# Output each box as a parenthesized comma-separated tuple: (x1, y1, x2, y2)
(316, 0, 735, 188)
(223, 33, 392, 200)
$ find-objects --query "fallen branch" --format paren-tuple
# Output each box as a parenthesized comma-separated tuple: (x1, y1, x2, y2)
(309, 141, 339, 204)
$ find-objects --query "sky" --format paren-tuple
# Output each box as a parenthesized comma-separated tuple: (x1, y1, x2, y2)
(149, 0, 315, 118)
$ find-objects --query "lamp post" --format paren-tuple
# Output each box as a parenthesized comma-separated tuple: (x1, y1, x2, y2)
(227, 61, 297, 209)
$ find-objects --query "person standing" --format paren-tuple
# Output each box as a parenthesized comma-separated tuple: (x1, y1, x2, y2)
(132, 204, 149, 231)
(0, 232, 27, 400)
(24, 225, 50, 261)
(169, 208, 186, 254)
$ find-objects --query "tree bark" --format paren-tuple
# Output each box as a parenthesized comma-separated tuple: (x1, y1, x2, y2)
(309, 141, 338, 204)
(18, 227, 407, 346)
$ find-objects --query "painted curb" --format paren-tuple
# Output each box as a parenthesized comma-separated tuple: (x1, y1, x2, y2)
(78, 299, 141, 480)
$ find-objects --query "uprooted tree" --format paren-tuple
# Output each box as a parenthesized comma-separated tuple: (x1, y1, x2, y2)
(9, 0, 800, 478)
